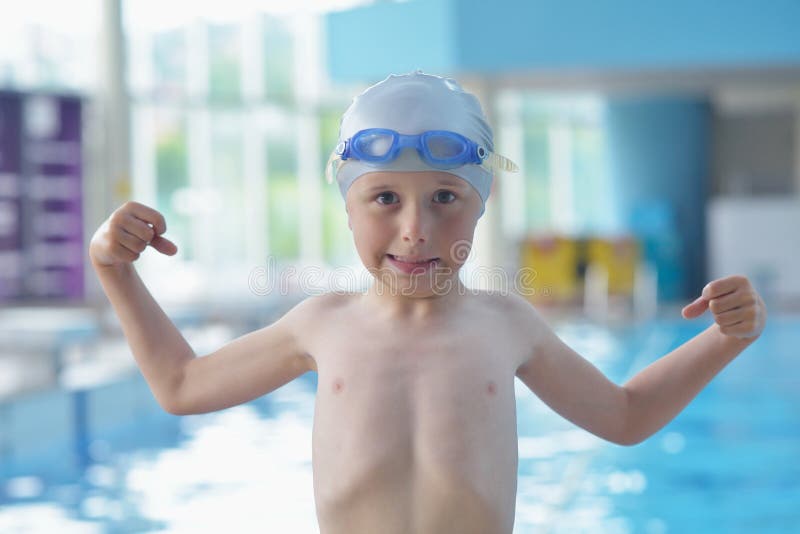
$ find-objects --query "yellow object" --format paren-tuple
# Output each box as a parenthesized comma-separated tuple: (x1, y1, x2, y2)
(585, 237, 639, 295)
(518, 236, 579, 303)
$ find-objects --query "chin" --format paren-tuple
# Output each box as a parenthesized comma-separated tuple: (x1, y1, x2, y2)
(372, 266, 460, 298)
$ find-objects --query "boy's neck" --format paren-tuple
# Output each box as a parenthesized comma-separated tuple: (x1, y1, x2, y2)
(362, 278, 469, 321)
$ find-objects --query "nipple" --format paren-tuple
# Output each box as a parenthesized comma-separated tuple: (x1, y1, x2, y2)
(486, 381, 497, 396)
(332, 378, 345, 394)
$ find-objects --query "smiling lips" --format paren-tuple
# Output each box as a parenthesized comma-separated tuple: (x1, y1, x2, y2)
(386, 254, 440, 273)
(388, 254, 439, 263)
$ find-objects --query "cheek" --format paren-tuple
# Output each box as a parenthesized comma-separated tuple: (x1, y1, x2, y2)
(351, 214, 392, 251)
(442, 217, 477, 263)
(442, 211, 477, 236)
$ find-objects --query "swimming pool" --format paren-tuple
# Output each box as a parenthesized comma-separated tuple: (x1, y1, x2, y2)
(1, 314, 798, 533)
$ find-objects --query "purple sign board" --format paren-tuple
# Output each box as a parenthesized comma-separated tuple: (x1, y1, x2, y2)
(0, 92, 84, 303)
(0, 92, 23, 300)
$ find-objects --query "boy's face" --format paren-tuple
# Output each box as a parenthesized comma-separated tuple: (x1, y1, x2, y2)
(345, 170, 482, 298)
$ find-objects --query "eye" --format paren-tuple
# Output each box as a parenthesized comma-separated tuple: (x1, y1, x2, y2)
(375, 191, 399, 205)
(434, 190, 457, 204)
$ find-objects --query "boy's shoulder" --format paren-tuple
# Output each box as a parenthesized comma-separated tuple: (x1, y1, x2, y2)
(469, 288, 534, 311)
(284, 291, 358, 321)
(470, 289, 545, 330)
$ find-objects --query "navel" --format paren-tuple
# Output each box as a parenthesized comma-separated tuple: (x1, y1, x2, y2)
(486, 380, 497, 396)
(332, 378, 345, 394)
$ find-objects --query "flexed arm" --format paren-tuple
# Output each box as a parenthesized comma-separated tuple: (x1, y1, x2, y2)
(90, 201, 315, 415)
(622, 275, 766, 444)
(90, 201, 189, 412)
(513, 275, 766, 445)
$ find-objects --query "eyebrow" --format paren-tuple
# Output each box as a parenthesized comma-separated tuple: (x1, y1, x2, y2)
(365, 184, 393, 191)
(435, 179, 468, 188)
(364, 179, 467, 191)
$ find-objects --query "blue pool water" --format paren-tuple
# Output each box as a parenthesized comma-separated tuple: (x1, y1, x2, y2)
(1, 315, 798, 533)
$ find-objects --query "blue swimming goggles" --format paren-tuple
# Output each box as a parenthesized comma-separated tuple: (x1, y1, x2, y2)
(325, 128, 518, 183)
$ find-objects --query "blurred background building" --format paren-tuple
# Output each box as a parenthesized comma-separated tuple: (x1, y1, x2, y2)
(0, 0, 800, 312)
(1, 1, 799, 532)
(0, 0, 796, 313)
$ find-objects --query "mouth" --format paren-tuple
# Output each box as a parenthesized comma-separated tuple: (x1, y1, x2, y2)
(387, 254, 440, 264)
(386, 253, 440, 274)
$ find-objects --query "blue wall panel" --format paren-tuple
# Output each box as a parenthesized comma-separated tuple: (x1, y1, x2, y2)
(328, 0, 800, 82)
(456, 0, 800, 72)
(326, 0, 459, 84)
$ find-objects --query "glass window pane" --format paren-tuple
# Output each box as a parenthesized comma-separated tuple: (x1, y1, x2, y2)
(518, 94, 606, 234)
(152, 28, 186, 99)
(208, 23, 241, 101)
(209, 111, 246, 262)
(154, 109, 193, 259)
(263, 16, 294, 103)
(523, 117, 550, 232)
(571, 123, 607, 232)
(319, 108, 353, 265)
(266, 118, 299, 259)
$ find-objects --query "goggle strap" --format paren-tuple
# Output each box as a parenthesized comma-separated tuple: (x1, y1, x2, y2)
(483, 152, 519, 173)
(325, 152, 341, 184)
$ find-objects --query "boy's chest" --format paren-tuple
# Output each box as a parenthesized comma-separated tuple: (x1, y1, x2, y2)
(312, 315, 520, 416)
(308, 314, 523, 503)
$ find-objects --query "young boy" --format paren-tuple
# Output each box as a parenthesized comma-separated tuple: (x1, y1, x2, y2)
(89, 72, 767, 534)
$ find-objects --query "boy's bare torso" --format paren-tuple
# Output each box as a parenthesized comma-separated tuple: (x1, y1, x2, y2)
(300, 290, 532, 534)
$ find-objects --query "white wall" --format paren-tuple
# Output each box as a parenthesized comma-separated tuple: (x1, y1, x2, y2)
(708, 197, 800, 304)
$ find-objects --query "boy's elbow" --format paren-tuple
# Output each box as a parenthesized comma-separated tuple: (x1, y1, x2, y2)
(162, 400, 188, 416)
(158, 394, 188, 416)
(155, 377, 191, 415)
(596, 424, 646, 446)
(158, 364, 192, 415)
(612, 387, 647, 446)
(613, 432, 647, 447)
(160, 384, 201, 415)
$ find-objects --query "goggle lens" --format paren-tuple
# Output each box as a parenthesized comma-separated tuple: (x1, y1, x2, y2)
(353, 131, 394, 159)
(424, 133, 467, 160)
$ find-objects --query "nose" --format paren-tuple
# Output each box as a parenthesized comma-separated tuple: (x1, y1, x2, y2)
(400, 201, 430, 244)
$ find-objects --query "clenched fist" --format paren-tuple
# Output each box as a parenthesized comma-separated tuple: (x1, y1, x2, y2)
(89, 201, 178, 267)
(681, 275, 767, 340)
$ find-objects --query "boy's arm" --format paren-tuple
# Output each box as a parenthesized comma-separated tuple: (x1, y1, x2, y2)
(514, 301, 629, 444)
(514, 275, 766, 446)
(93, 261, 195, 413)
(172, 299, 315, 415)
(91, 201, 191, 413)
(622, 275, 765, 444)
(90, 201, 314, 415)
(620, 324, 751, 444)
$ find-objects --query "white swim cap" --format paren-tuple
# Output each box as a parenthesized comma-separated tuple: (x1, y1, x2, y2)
(328, 71, 516, 218)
